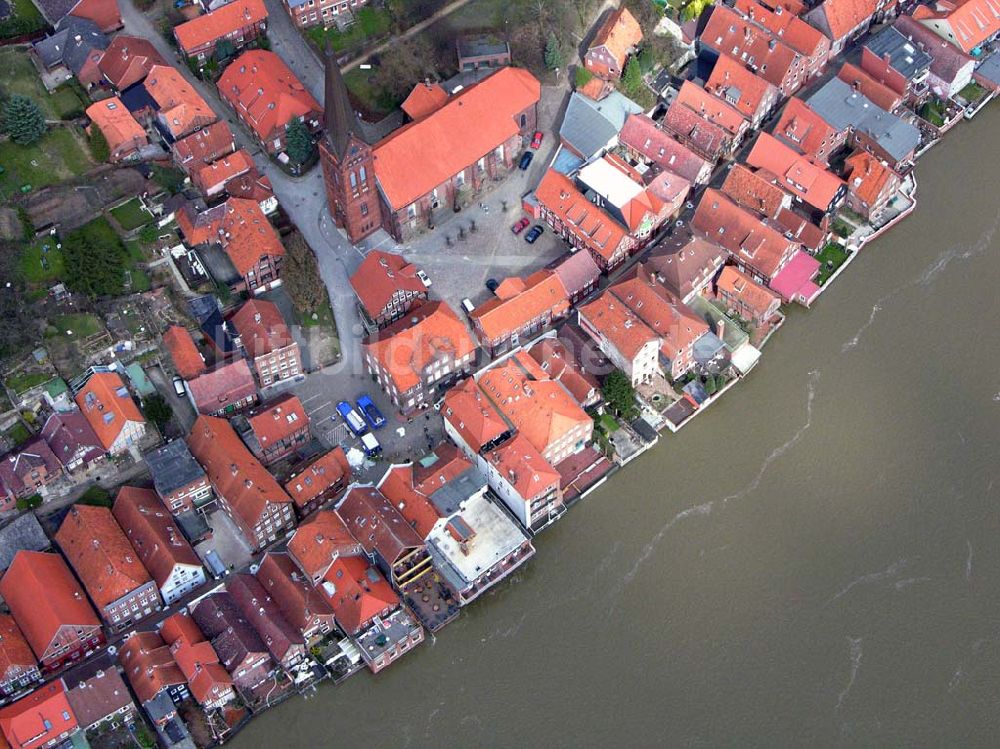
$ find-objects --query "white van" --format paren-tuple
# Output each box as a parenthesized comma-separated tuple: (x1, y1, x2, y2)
(361, 432, 382, 458)
(461, 298, 475, 315)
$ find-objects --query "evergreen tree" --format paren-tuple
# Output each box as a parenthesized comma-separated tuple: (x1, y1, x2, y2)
(3, 95, 46, 146)
(602, 370, 638, 420)
(285, 117, 314, 165)
(89, 125, 110, 162)
(544, 32, 563, 71)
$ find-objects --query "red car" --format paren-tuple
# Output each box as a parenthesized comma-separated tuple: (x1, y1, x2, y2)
(531, 131, 544, 149)
(511, 218, 530, 234)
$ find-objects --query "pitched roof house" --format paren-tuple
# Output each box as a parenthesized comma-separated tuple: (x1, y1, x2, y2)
(912, 0, 1000, 52)
(255, 552, 336, 640)
(644, 234, 727, 303)
(230, 298, 301, 387)
(162, 325, 206, 380)
(524, 336, 601, 409)
(0, 615, 40, 700)
(469, 269, 570, 355)
(715, 265, 782, 325)
(746, 131, 847, 214)
(0, 515, 49, 574)
(33, 0, 120, 33)
(186, 358, 258, 416)
(772, 96, 847, 165)
(173, 0, 269, 59)
(0, 681, 79, 749)
(74, 370, 146, 456)
(584, 6, 643, 79)
(617, 114, 714, 185)
(145, 65, 217, 140)
(284, 448, 352, 517)
(144, 439, 213, 514)
(63, 656, 136, 730)
(578, 290, 662, 387)
(113, 486, 207, 605)
(348, 250, 429, 331)
(662, 92, 734, 162)
(171, 121, 237, 171)
(481, 434, 562, 532)
(191, 149, 254, 197)
(893, 14, 977, 98)
(98, 35, 166, 90)
(0, 438, 62, 507)
(287, 510, 363, 584)
(187, 415, 296, 552)
(218, 50, 322, 154)
(190, 592, 274, 690)
(86, 97, 148, 162)
(32, 17, 107, 87)
(704, 54, 780, 127)
(315, 555, 399, 636)
(0, 551, 104, 672)
(55, 504, 162, 630)
(225, 573, 306, 669)
(238, 394, 310, 465)
(159, 613, 234, 710)
(733, 0, 831, 75)
(118, 631, 188, 706)
(804, 0, 887, 52)
(39, 410, 105, 474)
(844, 150, 903, 220)
(836, 61, 905, 111)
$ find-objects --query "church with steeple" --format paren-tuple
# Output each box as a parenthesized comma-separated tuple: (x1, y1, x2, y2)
(318, 53, 541, 244)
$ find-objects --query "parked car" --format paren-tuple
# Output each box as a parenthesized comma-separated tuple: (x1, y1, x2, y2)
(531, 131, 544, 149)
(357, 394, 386, 430)
(172, 376, 185, 397)
(486, 278, 499, 292)
(524, 225, 543, 244)
(336, 400, 368, 436)
(461, 297, 475, 314)
(416, 269, 432, 288)
(361, 432, 382, 458)
(512, 217, 530, 234)
(519, 152, 533, 170)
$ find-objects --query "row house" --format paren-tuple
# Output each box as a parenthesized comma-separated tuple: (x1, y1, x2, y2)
(348, 250, 429, 333)
(772, 96, 848, 166)
(0, 681, 80, 749)
(524, 336, 601, 409)
(699, 4, 808, 96)
(0, 616, 41, 700)
(644, 234, 727, 304)
(746, 132, 847, 216)
(73, 370, 146, 457)
(578, 291, 662, 387)
(191, 149, 255, 197)
(237, 394, 310, 465)
(226, 574, 306, 670)
(144, 439, 214, 514)
(97, 34, 165, 91)
(733, 0, 831, 78)
(284, 448, 352, 518)
(584, 6, 643, 80)
(171, 121, 237, 173)
(364, 301, 478, 415)
(39, 411, 105, 476)
(860, 25, 933, 103)
(32, 17, 107, 90)
(283, 0, 367, 29)
(174, 0, 268, 61)
(255, 553, 337, 642)
(715, 266, 782, 326)
(186, 358, 259, 417)
(320, 63, 540, 243)
(894, 14, 976, 99)
(64, 657, 138, 732)
(911, 0, 1000, 54)
(0, 438, 62, 509)
(85, 97, 147, 162)
(55, 504, 162, 631)
(469, 270, 571, 356)
(218, 50, 322, 155)
(0, 552, 104, 673)
(231, 299, 301, 387)
(118, 631, 189, 708)
(671, 80, 750, 145)
(804, 0, 889, 55)
(705, 54, 780, 129)
(145, 65, 217, 140)
(187, 415, 296, 552)
(617, 114, 714, 186)
(663, 84, 740, 163)
(191, 592, 275, 692)
(336, 486, 434, 590)
(287, 511, 364, 588)
(837, 62, 904, 111)
(378, 446, 535, 604)
(534, 169, 632, 271)
(844, 150, 903, 221)
(549, 249, 602, 306)
(159, 613, 235, 711)
(113, 486, 207, 605)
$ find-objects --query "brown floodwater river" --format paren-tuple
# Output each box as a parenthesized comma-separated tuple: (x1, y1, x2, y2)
(236, 105, 1000, 747)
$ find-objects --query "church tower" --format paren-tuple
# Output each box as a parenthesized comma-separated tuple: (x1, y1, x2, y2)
(319, 53, 382, 244)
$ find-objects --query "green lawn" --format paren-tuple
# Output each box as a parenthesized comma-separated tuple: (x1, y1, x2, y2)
(0, 0, 48, 41)
(4, 371, 51, 394)
(596, 413, 621, 434)
(815, 243, 851, 286)
(0, 47, 86, 120)
(958, 81, 988, 104)
(342, 68, 396, 116)
(0, 126, 93, 195)
(447, 0, 509, 29)
(4, 422, 31, 446)
(126, 239, 146, 263)
(129, 269, 152, 292)
(111, 198, 153, 231)
(48, 313, 103, 338)
(306, 8, 391, 52)
(919, 100, 946, 127)
(19, 235, 66, 283)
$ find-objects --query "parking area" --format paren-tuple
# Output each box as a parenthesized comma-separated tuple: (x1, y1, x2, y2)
(197, 508, 253, 573)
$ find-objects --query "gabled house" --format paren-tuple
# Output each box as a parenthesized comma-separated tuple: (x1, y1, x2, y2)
(32, 17, 107, 90)
(524, 336, 601, 409)
(162, 325, 207, 381)
(191, 149, 255, 197)
(733, 0, 831, 77)
(861, 25, 934, 102)
(191, 592, 274, 691)
(186, 358, 258, 417)
(584, 5, 643, 80)
(172, 121, 237, 172)
(0, 551, 104, 672)
(348, 250, 429, 332)
(364, 301, 478, 415)
(746, 132, 847, 215)
(226, 574, 306, 669)
(85, 97, 147, 162)
(174, 0, 269, 60)
(63, 656, 137, 731)
(0, 438, 62, 508)
(113, 486, 207, 605)
(145, 65, 217, 140)
(705, 54, 780, 128)
(836, 62, 905, 111)
(0, 616, 40, 700)
(255, 553, 336, 641)
(55, 504, 162, 631)
(313, 555, 396, 635)
(230, 299, 302, 387)
(804, 0, 888, 53)
(559, 89, 643, 161)
(844, 150, 902, 220)
(335, 486, 433, 590)
(73, 370, 146, 456)
(144, 439, 213, 514)
(218, 50, 322, 154)
(0, 681, 79, 749)
(237, 394, 310, 465)
(644, 234, 727, 303)
(32, 0, 120, 33)
(98, 35, 166, 91)
(468, 269, 570, 356)
(284, 448, 352, 518)
(912, 0, 1000, 53)
(287, 510, 363, 585)
(187, 415, 296, 552)
(662, 93, 734, 163)
(0, 515, 49, 574)
(772, 96, 848, 165)
(617, 114, 713, 185)
(578, 292, 661, 387)
(282, 0, 368, 28)
(548, 248, 602, 304)
(118, 631, 188, 707)
(893, 14, 976, 99)
(715, 265, 782, 325)
(39, 410, 105, 475)
(159, 613, 235, 711)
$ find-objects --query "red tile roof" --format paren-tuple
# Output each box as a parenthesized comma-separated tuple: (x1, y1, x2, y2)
(442, 377, 509, 453)
(701, 4, 803, 89)
(578, 291, 659, 360)
(317, 556, 398, 636)
(692, 188, 798, 279)
(0, 616, 35, 684)
(0, 437, 61, 500)
(174, 0, 268, 55)
(734, 0, 829, 57)
(644, 236, 727, 300)
(483, 433, 560, 502)
(336, 486, 424, 565)
(705, 54, 778, 121)
(74, 371, 145, 452)
(191, 149, 254, 195)
(722, 163, 789, 218)
(118, 631, 185, 705)
(246, 394, 308, 451)
(287, 510, 363, 582)
(401, 81, 448, 120)
(230, 298, 294, 358)
(145, 65, 216, 140)
(186, 358, 257, 415)
(284, 448, 351, 510)
(912, 0, 1000, 51)
(218, 50, 321, 144)
(746, 132, 845, 212)
(159, 613, 233, 708)
(0, 551, 100, 662)
(223, 166, 274, 204)
(836, 62, 904, 111)
(617, 114, 712, 183)
(55, 504, 154, 611)
(163, 325, 206, 380)
(716, 265, 780, 320)
(98, 35, 166, 90)
(349, 250, 428, 320)
(811, 0, 882, 40)
(225, 573, 304, 665)
(588, 6, 643, 67)
(525, 337, 599, 407)
(172, 121, 236, 169)
(187, 415, 294, 533)
(534, 169, 628, 265)
(772, 96, 843, 164)
(0, 681, 77, 749)
(68, 0, 120, 33)
(663, 98, 732, 160)
(255, 553, 335, 635)
(469, 269, 570, 345)
(112, 486, 202, 590)
(373, 67, 540, 210)
(673, 80, 747, 135)
(85, 97, 147, 159)
(377, 465, 438, 539)
(364, 301, 477, 393)
(845, 150, 900, 206)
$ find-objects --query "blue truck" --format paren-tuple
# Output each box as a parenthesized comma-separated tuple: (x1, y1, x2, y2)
(357, 394, 387, 429)
(336, 400, 368, 436)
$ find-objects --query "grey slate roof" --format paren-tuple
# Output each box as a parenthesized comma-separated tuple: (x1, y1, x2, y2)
(457, 35, 510, 59)
(144, 439, 206, 497)
(0, 513, 51, 572)
(975, 50, 1000, 87)
(559, 91, 643, 160)
(33, 0, 80, 25)
(807, 78, 921, 162)
(428, 466, 487, 517)
(33, 16, 107, 74)
(863, 27, 932, 81)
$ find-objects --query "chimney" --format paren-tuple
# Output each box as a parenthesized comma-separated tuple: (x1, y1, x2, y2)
(716, 318, 725, 340)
